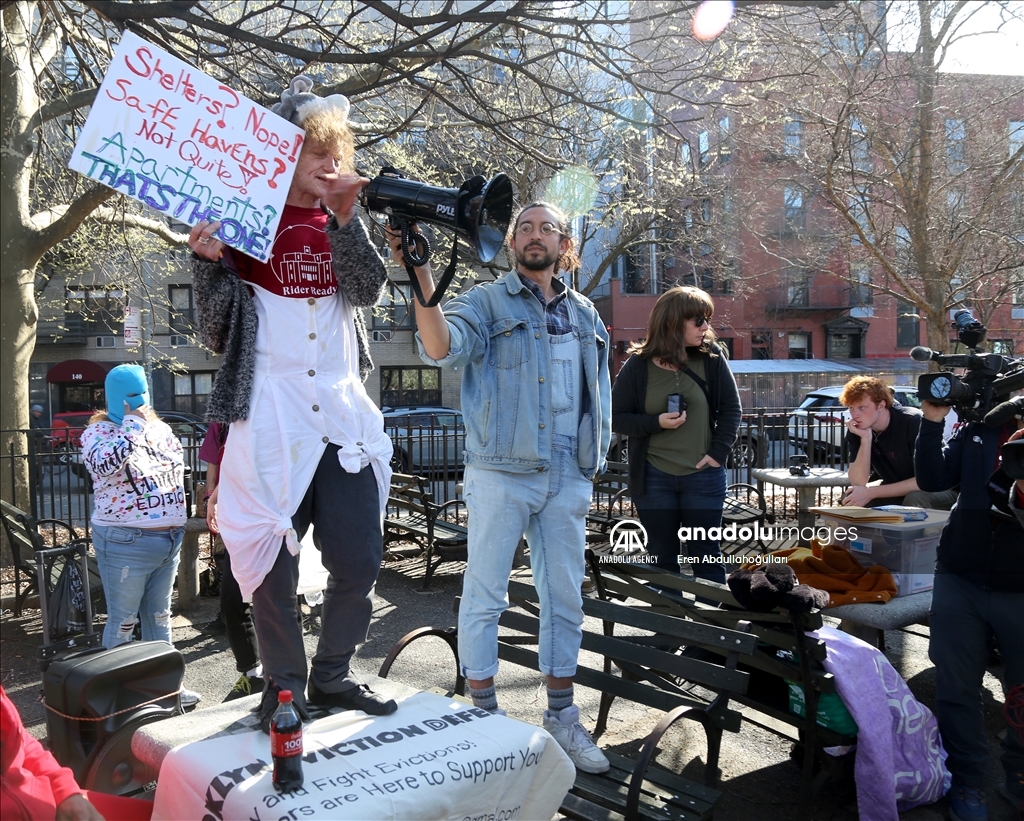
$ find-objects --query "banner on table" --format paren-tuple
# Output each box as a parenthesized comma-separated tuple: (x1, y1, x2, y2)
(69, 30, 302, 262)
(151, 691, 575, 821)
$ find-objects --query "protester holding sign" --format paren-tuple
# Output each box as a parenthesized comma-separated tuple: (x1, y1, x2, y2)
(188, 76, 394, 733)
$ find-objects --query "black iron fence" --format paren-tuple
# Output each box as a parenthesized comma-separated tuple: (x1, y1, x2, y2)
(3, 411, 855, 548)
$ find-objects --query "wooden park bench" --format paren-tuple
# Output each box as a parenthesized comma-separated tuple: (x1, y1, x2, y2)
(379, 578, 759, 821)
(383, 473, 468, 591)
(588, 557, 856, 819)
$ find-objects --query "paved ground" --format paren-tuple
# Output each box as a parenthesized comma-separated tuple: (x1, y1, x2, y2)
(1, 552, 1017, 820)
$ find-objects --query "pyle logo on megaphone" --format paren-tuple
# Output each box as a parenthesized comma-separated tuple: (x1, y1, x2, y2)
(435, 203, 456, 219)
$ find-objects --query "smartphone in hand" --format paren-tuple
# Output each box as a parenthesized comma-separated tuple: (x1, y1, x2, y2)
(667, 394, 687, 414)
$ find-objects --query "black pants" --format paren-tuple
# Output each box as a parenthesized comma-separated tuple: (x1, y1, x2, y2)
(250, 447, 383, 714)
(214, 546, 260, 674)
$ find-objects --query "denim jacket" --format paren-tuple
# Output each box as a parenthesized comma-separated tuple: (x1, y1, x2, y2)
(417, 270, 611, 478)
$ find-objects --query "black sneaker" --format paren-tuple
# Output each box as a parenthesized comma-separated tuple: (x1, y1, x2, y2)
(223, 674, 265, 703)
(257, 682, 310, 734)
(307, 680, 397, 716)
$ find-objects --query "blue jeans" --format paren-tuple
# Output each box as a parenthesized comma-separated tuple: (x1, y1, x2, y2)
(92, 524, 184, 648)
(633, 462, 727, 584)
(929, 569, 1024, 788)
(459, 440, 592, 680)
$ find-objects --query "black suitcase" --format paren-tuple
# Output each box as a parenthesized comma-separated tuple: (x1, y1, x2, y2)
(36, 544, 185, 796)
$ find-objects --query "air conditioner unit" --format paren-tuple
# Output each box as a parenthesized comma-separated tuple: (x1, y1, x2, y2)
(169, 335, 191, 347)
(371, 330, 394, 343)
(95, 336, 115, 348)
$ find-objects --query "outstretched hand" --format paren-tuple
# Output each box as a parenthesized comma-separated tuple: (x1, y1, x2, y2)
(321, 174, 369, 224)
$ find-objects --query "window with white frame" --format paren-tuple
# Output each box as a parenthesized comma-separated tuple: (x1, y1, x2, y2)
(173, 372, 213, 415)
(168, 284, 194, 335)
(1010, 120, 1024, 160)
(896, 301, 919, 348)
(372, 282, 414, 330)
(380, 366, 441, 407)
(680, 141, 692, 173)
(784, 187, 806, 231)
(946, 118, 966, 174)
(718, 116, 731, 164)
(65, 287, 126, 335)
(783, 117, 803, 156)
(787, 332, 811, 359)
(850, 118, 871, 172)
(850, 261, 872, 306)
(698, 130, 710, 168)
(849, 188, 873, 245)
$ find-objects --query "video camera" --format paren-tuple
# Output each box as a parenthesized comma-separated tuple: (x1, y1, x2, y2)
(911, 309, 1024, 424)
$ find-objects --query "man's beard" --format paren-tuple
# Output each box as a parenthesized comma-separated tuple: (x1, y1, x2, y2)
(516, 244, 559, 271)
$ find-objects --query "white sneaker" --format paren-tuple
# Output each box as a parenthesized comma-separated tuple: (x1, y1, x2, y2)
(179, 687, 202, 708)
(542, 705, 609, 773)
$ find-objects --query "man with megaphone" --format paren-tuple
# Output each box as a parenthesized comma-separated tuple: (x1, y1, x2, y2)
(389, 202, 612, 774)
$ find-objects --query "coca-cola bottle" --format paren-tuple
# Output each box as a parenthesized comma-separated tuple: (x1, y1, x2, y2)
(270, 689, 303, 792)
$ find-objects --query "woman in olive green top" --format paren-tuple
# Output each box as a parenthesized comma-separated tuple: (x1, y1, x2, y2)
(611, 286, 741, 582)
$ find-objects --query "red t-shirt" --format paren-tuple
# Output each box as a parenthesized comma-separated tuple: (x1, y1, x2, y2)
(232, 205, 338, 299)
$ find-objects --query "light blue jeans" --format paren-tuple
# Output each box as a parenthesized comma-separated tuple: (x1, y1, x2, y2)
(459, 438, 593, 680)
(92, 524, 184, 648)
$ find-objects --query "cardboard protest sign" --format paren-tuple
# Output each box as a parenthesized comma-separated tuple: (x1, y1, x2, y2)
(69, 31, 303, 262)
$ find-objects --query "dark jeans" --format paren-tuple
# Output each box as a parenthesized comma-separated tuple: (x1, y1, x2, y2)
(214, 547, 260, 674)
(633, 462, 727, 584)
(929, 569, 1024, 787)
(251, 446, 383, 713)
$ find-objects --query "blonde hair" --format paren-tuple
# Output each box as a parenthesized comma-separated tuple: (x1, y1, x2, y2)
(301, 108, 354, 172)
(89, 407, 160, 425)
(628, 285, 718, 368)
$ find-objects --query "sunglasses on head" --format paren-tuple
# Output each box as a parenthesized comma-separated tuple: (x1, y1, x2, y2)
(692, 316, 711, 327)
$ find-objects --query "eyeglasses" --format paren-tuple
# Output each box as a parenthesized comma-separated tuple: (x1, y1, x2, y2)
(692, 316, 712, 327)
(515, 222, 561, 237)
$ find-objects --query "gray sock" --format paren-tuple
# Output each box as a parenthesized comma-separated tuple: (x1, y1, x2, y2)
(469, 684, 498, 713)
(547, 685, 573, 713)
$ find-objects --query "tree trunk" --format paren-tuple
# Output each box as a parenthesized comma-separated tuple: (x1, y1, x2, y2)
(0, 266, 36, 565)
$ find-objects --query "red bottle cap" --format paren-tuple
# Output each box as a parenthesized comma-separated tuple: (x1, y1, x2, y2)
(278, 690, 293, 703)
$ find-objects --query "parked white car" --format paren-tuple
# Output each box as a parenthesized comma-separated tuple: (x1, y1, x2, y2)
(787, 385, 957, 458)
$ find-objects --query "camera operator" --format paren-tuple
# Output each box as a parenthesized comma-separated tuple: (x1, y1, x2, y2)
(915, 401, 1024, 820)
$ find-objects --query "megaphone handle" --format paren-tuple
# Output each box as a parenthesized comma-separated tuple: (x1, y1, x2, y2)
(408, 239, 459, 309)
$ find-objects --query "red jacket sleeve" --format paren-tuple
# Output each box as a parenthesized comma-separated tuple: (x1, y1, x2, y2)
(1, 687, 84, 817)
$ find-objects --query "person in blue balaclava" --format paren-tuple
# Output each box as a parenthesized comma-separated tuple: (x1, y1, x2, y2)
(80, 364, 201, 707)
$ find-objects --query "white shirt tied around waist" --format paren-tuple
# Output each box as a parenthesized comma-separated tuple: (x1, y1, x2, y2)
(216, 283, 392, 601)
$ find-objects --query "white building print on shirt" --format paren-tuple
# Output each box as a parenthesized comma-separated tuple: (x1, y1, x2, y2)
(276, 244, 333, 286)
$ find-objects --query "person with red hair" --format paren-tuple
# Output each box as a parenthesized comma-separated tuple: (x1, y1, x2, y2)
(1, 686, 153, 821)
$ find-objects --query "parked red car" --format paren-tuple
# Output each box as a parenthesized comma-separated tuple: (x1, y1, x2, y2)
(47, 410, 96, 450)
